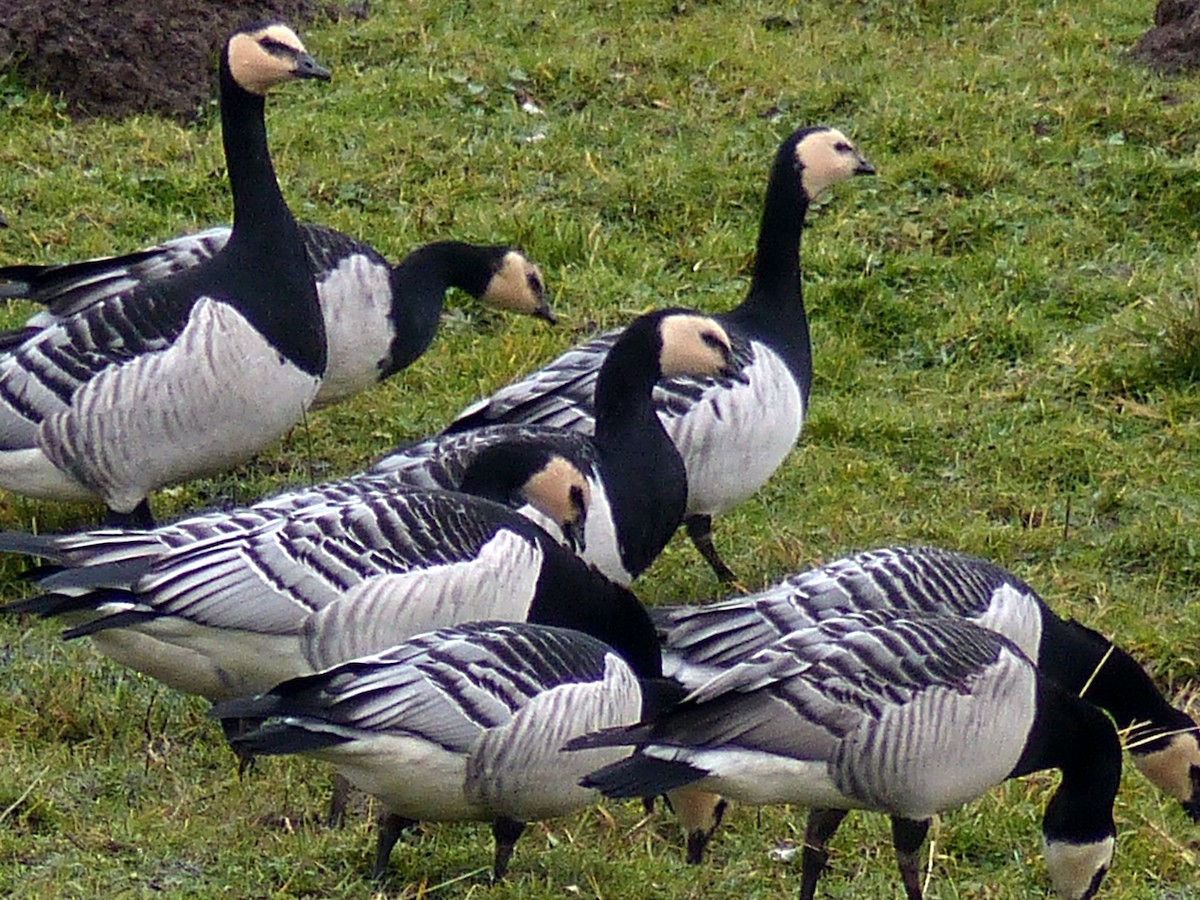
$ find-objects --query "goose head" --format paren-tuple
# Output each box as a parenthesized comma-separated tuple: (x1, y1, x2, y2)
(520, 454, 591, 554)
(791, 126, 876, 201)
(1043, 834, 1114, 900)
(657, 312, 734, 380)
(1130, 729, 1200, 822)
(482, 250, 555, 324)
(227, 23, 331, 95)
(459, 445, 591, 554)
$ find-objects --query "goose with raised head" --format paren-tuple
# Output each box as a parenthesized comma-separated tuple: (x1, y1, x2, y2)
(212, 620, 666, 880)
(0, 235, 554, 406)
(652, 544, 1200, 862)
(0, 449, 659, 701)
(442, 125, 875, 582)
(574, 611, 1121, 900)
(0, 23, 330, 527)
(369, 308, 733, 584)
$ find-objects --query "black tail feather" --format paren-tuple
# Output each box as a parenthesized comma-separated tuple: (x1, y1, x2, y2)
(0, 530, 63, 562)
(225, 721, 351, 757)
(3, 590, 122, 619)
(62, 607, 156, 639)
(580, 754, 707, 799)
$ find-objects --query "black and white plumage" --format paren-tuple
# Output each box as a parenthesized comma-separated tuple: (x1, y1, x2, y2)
(0, 233, 554, 408)
(212, 621, 661, 879)
(654, 544, 1200, 847)
(0, 23, 331, 525)
(2, 472, 660, 701)
(443, 125, 876, 582)
(574, 611, 1121, 900)
(370, 309, 734, 584)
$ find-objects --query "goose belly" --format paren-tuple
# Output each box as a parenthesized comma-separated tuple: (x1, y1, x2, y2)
(90, 620, 306, 700)
(0, 446, 99, 502)
(663, 345, 803, 517)
(314, 736, 478, 822)
(38, 299, 320, 513)
(311, 255, 395, 407)
(642, 744, 851, 808)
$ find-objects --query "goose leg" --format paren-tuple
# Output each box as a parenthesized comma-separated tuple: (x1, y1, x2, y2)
(217, 716, 257, 776)
(890, 816, 930, 900)
(372, 812, 417, 879)
(799, 807, 849, 900)
(327, 772, 354, 827)
(105, 498, 155, 528)
(684, 515, 736, 583)
(491, 816, 526, 881)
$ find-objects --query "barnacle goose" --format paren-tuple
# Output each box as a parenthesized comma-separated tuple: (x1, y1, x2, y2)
(0, 236, 554, 407)
(0, 23, 330, 526)
(573, 611, 1121, 900)
(442, 125, 876, 582)
(212, 621, 667, 880)
(1, 464, 660, 701)
(369, 309, 734, 584)
(653, 545, 1200, 862)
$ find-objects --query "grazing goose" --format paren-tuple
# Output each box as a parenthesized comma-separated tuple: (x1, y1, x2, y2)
(212, 621, 666, 880)
(0, 235, 554, 407)
(1, 469, 661, 701)
(0, 23, 330, 526)
(653, 545, 1200, 861)
(573, 611, 1121, 900)
(442, 125, 876, 582)
(369, 308, 734, 584)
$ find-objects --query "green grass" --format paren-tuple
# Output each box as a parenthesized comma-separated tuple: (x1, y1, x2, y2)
(1, 0, 1199, 896)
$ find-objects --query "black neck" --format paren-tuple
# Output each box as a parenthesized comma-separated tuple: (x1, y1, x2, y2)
(384, 242, 490, 375)
(528, 547, 663, 679)
(592, 315, 688, 579)
(201, 54, 324, 375)
(219, 61, 297, 248)
(1012, 678, 1120, 845)
(723, 145, 812, 391)
(1038, 614, 1192, 754)
(733, 147, 809, 323)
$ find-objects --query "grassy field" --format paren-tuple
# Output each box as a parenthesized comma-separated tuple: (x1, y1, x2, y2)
(1, 0, 1199, 896)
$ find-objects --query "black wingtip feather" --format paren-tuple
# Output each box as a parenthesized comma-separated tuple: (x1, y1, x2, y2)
(580, 754, 708, 798)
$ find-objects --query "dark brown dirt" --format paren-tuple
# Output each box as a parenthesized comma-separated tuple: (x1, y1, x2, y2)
(1129, 0, 1200, 73)
(0, 0, 365, 122)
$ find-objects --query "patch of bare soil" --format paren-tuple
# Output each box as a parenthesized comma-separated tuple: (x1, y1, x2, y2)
(0, 0, 364, 122)
(1129, 0, 1200, 73)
